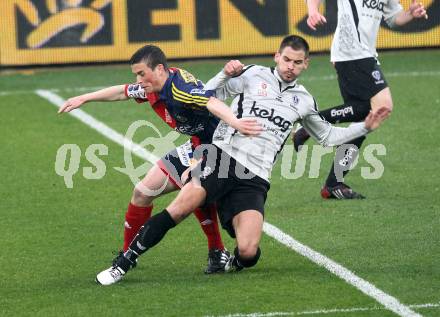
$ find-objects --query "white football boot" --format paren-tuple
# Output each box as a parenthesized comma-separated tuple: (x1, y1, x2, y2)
(96, 265, 125, 286)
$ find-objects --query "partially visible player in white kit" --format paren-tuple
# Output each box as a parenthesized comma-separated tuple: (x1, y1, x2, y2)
(96, 35, 391, 285)
(293, 0, 428, 199)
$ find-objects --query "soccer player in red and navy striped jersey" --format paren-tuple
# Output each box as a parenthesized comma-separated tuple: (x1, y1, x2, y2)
(59, 45, 258, 274)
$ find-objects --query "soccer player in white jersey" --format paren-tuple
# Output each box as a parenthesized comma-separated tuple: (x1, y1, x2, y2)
(293, 0, 428, 199)
(96, 35, 391, 285)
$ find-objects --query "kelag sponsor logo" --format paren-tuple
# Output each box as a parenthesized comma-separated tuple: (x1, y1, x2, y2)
(362, 0, 385, 12)
(249, 102, 292, 132)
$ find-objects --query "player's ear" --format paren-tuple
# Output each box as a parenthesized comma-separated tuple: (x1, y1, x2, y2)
(304, 57, 310, 69)
(155, 64, 165, 74)
(274, 52, 280, 64)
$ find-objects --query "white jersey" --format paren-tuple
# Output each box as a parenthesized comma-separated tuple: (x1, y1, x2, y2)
(331, 0, 402, 62)
(206, 65, 369, 182)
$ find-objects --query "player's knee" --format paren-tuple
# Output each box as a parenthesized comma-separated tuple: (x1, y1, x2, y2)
(132, 185, 154, 206)
(236, 242, 260, 261)
(372, 92, 393, 114)
(235, 246, 261, 268)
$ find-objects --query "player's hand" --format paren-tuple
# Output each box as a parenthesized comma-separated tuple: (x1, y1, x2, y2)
(223, 60, 244, 77)
(409, 0, 428, 19)
(232, 118, 263, 136)
(307, 11, 327, 31)
(364, 107, 391, 131)
(58, 96, 86, 113)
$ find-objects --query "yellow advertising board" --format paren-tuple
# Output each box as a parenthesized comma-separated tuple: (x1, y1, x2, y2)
(0, 0, 439, 66)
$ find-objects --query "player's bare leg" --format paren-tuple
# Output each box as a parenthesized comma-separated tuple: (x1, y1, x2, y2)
(370, 87, 393, 115)
(165, 180, 208, 223)
(225, 210, 263, 272)
(132, 164, 179, 206)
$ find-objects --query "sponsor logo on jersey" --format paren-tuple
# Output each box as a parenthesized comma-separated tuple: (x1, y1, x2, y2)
(175, 123, 205, 135)
(362, 0, 384, 12)
(190, 88, 207, 94)
(249, 103, 292, 132)
(179, 69, 198, 84)
(331, 106, 354, 118)
(258, 82, 268, 96)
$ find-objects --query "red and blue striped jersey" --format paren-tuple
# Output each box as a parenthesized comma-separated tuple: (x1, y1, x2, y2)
(125, 67, 218, 145)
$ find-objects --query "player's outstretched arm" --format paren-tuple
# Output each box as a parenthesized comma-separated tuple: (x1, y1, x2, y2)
(207, 97, 262, 136)
(302, 107, 391, 147)
(394, 0, 428, 26)
(58, 85, 128, 113)
(306, 0, 327, 31)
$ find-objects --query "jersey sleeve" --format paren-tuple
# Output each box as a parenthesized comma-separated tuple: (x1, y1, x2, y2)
(124, 83, 148, 104)
(170, 69, 215, 108)
(204, 66, 251, 100)
(301, 100, 369, 147)
(383, 0, 403, 27)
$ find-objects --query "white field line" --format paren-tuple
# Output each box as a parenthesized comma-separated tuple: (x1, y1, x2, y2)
(34, 89, 159, 163)
(2, 70, 440, 97)
(263, 223, 421, 317)
(209, 301, 440, 317)
(37, 90, 422, 317)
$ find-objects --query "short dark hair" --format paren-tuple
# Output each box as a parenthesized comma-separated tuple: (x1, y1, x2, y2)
(279, 35, 310, 57)
(130, 45, 168, 70)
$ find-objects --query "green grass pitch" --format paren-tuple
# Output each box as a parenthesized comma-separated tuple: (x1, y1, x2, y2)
(0, 49, 439, 317)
